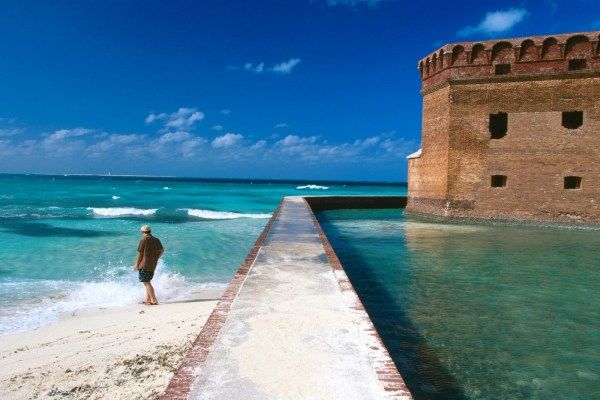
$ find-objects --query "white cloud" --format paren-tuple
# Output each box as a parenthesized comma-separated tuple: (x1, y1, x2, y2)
(0, 128, 24, 137)
(157, 131, 193, 144)
(81, 128, 207, 160)
(41, 127, 93, 156)
(0, 116, 415, 173)
(87, 134, 144, 156)
(0, 128, 90, 159)
(109, 134, 141, 145)
(250, 140, 267, 150)
(458, 8, 528, 37)
(220, 109, 231, 115)
(212, 133, 244, 148)
(353, 136, 380, 147)
(180, 137, 207, 158)
(254, 132, 415, 163)
(272, 58, 301, 74)
(145, 107, 204, 131)
(44, 127, 92, 143)
(0, 138, 37, 158)
(325, 0, 386, 6)
(211, 125, 224, 131)
(244, 62, 265, 73)
(124, 132, 208, 160)
(274, 123, 289, 128)
(276, 135, 318, 147)
(229, 58, 302, 75)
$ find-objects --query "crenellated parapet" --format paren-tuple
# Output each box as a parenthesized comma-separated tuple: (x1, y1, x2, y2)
(419, 31, 600, 92)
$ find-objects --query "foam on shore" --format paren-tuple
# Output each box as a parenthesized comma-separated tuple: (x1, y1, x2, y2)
(0, 260, 225, 336)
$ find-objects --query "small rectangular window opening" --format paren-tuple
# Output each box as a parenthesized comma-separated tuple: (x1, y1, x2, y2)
(564, 176, 582, 190)
(489, 112, 508, 139)
(491, 175, 507, 188)
(568, 59, 586, 71)
(495, 64, 511, 75)
(562, 111, 583, 129)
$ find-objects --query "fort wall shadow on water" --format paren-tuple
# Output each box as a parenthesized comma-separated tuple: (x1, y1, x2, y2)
(316, 210, 466, 400)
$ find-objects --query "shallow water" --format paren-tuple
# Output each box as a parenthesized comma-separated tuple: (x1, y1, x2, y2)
(0, 174, 405, 335)
(317, 209, 600, 400)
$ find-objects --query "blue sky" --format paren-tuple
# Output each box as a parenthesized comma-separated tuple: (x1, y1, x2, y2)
(0, 0, 597, 181)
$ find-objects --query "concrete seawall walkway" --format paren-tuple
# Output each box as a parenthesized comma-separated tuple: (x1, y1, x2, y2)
(163, 197, 412, 400)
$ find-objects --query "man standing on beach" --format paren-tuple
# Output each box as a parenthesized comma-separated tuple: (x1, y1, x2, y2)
(133, 225, 163, 305)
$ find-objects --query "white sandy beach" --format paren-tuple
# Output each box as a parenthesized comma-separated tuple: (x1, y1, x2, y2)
(0, 288, 223, 400)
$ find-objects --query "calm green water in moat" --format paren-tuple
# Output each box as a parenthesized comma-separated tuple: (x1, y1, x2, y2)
(317, 209, 600, 400)
(0, 174, 405, 336)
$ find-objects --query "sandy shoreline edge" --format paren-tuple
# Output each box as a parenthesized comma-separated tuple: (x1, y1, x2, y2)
(0, 288, 224, 400)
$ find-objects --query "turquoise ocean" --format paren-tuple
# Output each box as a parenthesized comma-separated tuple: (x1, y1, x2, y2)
(0, 174, 405, 336)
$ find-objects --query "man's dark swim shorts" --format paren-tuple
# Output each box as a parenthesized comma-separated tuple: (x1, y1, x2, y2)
(138, 269, 154, 282)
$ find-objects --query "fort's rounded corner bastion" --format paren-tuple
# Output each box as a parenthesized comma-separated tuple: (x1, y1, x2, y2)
(406, 30, 600, 224)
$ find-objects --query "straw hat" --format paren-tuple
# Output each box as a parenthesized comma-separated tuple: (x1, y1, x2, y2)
(140, 225, 151, 233)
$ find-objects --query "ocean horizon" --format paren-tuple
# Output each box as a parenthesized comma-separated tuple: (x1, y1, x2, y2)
(0, 172, 408, 186)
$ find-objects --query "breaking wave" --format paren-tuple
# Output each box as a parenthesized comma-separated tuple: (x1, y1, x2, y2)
(87, 207, 158, 217)
(0, 260, 226, 336)
(183, 208, 271, 220)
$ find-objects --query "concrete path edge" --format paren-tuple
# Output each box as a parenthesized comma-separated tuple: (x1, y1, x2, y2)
(302, 198, 413, 399)
(160, 200, 284, 400)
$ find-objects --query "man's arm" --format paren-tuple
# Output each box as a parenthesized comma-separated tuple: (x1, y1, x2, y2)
(134, 238, 145, 270)
(133, 251, 143, 270)
(158, 239, 164, 259)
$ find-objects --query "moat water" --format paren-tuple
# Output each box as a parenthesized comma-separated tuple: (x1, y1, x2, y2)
(317, 209, 600, 400)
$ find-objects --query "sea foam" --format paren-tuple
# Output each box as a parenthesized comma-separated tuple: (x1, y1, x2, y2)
(87, 207, 157, 217)
(183, 208, 271, 220)
(0, 260, 225, 336)
(112, 195, 121, 200)
(296, 184, 329, 190)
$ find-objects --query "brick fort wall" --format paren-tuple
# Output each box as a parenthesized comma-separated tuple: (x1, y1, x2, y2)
(407, 31, 600, 224)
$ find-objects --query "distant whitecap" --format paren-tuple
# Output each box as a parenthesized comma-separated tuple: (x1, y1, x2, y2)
(296, 184, 329, 190)
(87, 207, 157, 217)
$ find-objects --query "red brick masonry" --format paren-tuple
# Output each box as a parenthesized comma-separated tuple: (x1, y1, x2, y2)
(409, 30, 600, 224)
(418, 31, 600, 92)
(160, 200, 283, 400)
